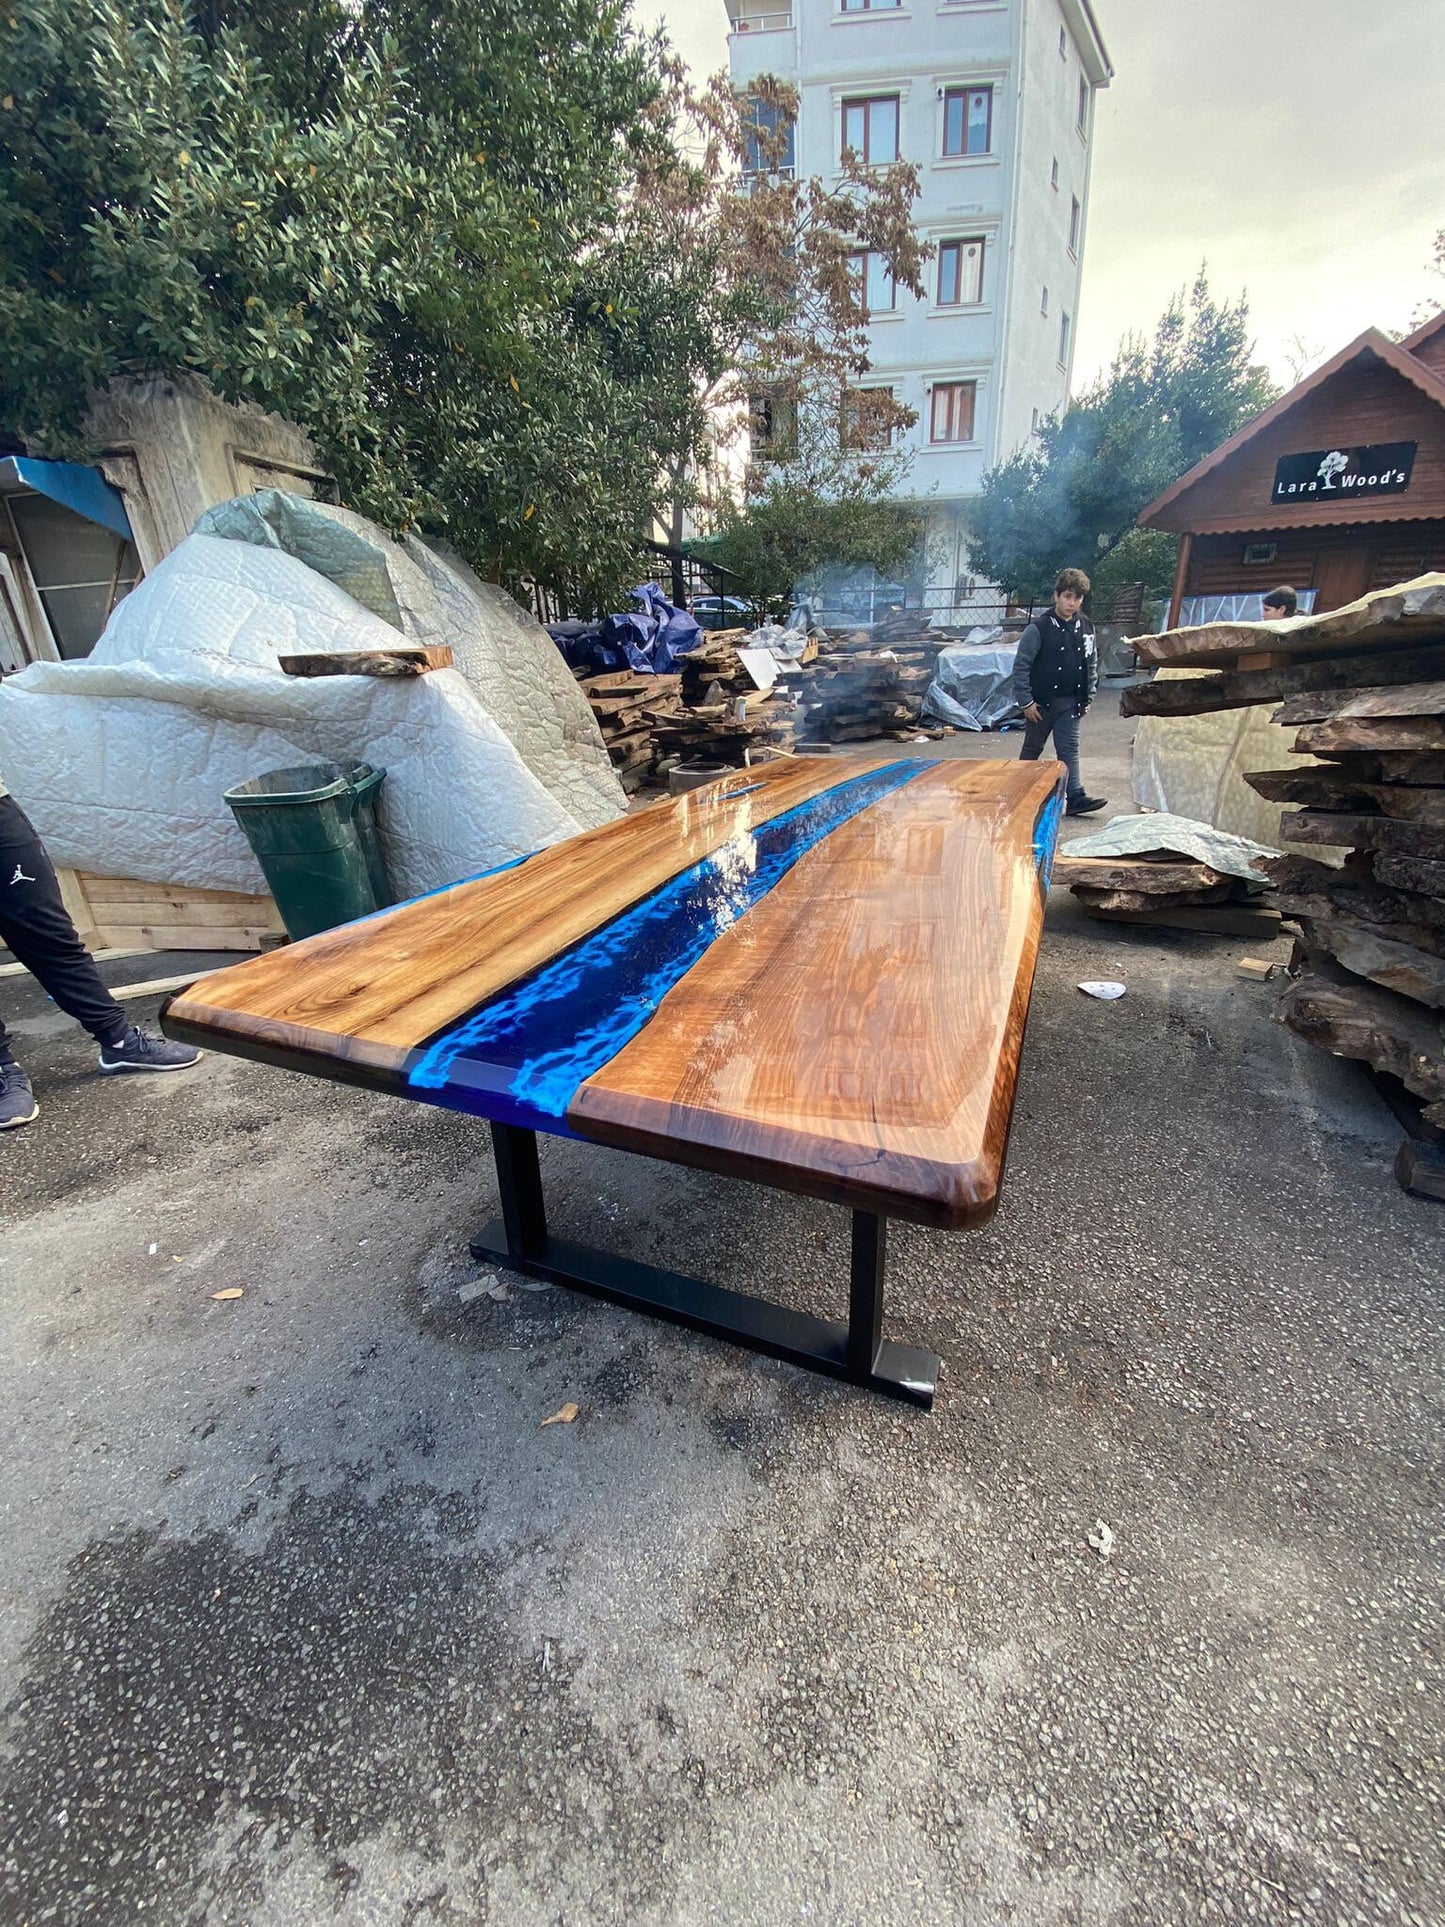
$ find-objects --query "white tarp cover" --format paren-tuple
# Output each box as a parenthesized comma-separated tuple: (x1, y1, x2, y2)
(0, 492, 625, 898)
(923, 630, 1021, 732)
(1130, 669, 1321, 849)
(1062, 810, 1278, 886)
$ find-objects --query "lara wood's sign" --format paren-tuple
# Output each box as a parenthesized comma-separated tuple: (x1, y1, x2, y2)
(1271, 442, 1416, 504)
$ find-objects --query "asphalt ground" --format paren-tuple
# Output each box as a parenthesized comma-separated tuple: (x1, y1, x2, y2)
(1, 703, 1441, 1926)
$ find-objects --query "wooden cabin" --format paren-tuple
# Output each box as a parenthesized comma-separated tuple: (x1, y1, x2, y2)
(1138, 313, 1445, 625)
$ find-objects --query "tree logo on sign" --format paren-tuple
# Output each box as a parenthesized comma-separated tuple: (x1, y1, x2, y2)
(1315, 450, 1350, 489)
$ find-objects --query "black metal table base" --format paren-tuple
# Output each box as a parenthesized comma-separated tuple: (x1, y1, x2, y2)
(469, 1124, 941, 1408)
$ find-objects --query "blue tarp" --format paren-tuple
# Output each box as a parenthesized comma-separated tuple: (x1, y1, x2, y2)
(549, 582, 702, 677)
(0, 457, 133, 541)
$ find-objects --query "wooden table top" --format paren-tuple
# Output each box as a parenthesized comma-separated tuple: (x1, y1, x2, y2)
(165, 754, 1066, 1228)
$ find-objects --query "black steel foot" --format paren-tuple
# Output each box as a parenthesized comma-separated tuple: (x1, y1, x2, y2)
(470, 1125, 941, 1408)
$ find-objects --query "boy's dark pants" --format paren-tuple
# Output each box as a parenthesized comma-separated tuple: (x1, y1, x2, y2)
(1019, 697, 1084, 802)
(0, 795, 127, 1065)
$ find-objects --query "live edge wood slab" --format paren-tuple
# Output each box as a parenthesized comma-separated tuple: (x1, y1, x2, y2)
(163, 754, 1067, 1404)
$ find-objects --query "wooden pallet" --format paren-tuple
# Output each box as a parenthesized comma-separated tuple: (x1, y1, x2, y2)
(58, 870, 285, 953)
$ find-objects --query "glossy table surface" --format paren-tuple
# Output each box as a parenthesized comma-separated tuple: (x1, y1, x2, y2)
(165, 754, 1066, 1228)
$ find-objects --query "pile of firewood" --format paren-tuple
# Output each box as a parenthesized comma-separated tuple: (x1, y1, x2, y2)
(576, 631, 798, 787)
(1127, 574, 1445, 1197)
(1051, 852, 1281, 939)
(799, 624, 946, 744)
(576, 671, 688, 792)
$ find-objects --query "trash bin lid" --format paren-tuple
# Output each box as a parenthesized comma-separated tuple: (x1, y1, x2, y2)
(224, 763, 351, 806)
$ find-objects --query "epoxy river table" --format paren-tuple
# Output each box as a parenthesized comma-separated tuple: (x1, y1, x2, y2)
(164, 754, 1065, 1407)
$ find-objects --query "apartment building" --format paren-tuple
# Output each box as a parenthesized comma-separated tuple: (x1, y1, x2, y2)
(728, 0, 1113, 619)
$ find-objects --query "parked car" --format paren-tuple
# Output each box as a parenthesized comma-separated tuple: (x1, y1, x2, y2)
(691, 595, 751, 631)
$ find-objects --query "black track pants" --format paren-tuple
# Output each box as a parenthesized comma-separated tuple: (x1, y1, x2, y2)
(0, 795, 127, 1062)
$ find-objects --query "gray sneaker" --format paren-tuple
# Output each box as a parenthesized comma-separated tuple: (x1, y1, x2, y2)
(0, 1062, 39, 1129)
(97, 1026, 202, 1075)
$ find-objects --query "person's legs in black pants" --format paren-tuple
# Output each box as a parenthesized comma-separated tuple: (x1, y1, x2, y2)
(1018, 697, 1084, 802)
(0, 795, 127, 1061)
(0, 795, 200, 1125)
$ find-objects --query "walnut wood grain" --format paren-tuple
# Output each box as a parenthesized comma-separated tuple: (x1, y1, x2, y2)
(165, 756, 865, 1069)
(567, 760, 1063, 1229)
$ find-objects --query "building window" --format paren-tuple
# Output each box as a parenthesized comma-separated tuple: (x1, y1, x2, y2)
(1059, 25, 1067, 56)
(848, 249, 898, 314)
(1059, 311, 1072, 365)
(842, 94, 900, 166)
(1077, 76, 1089, 136)
(1030, 407, 1041, 434)
(742, 97, 796, 177)
(1041, 286, 1049, 317)
(942, 86, 992, 158)
(5, 494, 140, 661)
(1069, 196, 1081, 252)
(840, 0, 902, 10)
(1050, 157, 1059, 190)
(749, 392, 797, 461)
(937, 237, 985, 306)
(930, 381, 977, 444)
(843, 386, 897, 450)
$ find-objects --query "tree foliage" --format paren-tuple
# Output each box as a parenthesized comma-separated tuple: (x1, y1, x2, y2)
(0, 4, 934, 611)
(967, 273, 1278, 603)
(695, 74, 931, 612)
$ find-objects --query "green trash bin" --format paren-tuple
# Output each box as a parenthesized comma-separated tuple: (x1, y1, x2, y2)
(224, 761, 392, 941)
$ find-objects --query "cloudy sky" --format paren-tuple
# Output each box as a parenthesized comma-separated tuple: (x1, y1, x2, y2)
(632, 0, 1444, 389)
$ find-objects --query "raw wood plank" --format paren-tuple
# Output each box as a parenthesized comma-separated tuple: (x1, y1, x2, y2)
(1265, 853, 1445, 930)
(1307, 750, 1445, 784)
(1051, 858, 1229, 895)
(1281, 812, 1445, 861)
(1298, 918, 1445, 1009)
(1245, 769, 1445, 825)
(100, 923, 277, 951)
(1072, 884, 1231, 911)
(0, 945, 151, 981)
(1293, 718, 1445, 755)
(112, 968, 223, 1000)
(278, 645, 453, 678)
(1133, 574, 1445, 671)
(1373, 854, 1445, 898)
(1280, 968, 1445, 1104)
(1077, 903, 1284, 938)
(1275, 679, 1445, 726)
(1120, 643, 1445, 718)
(79, 874, 276, 910)
(1395, 1140, 1445, 1200)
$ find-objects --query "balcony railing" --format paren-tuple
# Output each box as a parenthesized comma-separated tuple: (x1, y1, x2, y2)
(732, 12, 794, 33)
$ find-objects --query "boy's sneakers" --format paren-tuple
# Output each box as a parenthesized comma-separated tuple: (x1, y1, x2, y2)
(97, 1026, 203, 1075)
(1066, 794, 1109, 817)
(0, 1063, 39, 1130)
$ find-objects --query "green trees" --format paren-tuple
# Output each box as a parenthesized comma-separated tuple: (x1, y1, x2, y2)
(0, 0, 766, 608)
(967, 273, 1278, 606)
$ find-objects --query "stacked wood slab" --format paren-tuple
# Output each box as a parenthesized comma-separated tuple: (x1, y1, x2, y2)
(575, 671, 687, 792)
(799, 621, 946, 744)
(576, 632, 797, 788)
(1128, 574, 1445, 1181)
(1051, 853, 1281, 939)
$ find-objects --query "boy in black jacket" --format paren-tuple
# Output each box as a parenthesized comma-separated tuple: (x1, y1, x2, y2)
(1012, 567, 1107, 816)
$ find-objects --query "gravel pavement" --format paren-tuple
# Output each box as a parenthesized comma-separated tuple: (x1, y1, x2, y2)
(1, 705, 1440, 1925)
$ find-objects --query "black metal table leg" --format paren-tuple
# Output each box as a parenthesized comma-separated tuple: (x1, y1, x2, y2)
(469, 1128, 941, 1408)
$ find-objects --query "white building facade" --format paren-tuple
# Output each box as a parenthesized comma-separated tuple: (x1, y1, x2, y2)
(728, 0, 1113, 620)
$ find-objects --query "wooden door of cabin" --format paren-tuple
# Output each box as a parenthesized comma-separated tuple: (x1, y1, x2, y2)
(1311, 545, 1372, 612)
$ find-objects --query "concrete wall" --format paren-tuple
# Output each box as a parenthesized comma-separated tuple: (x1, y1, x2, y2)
(85, 372, 334, 574)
